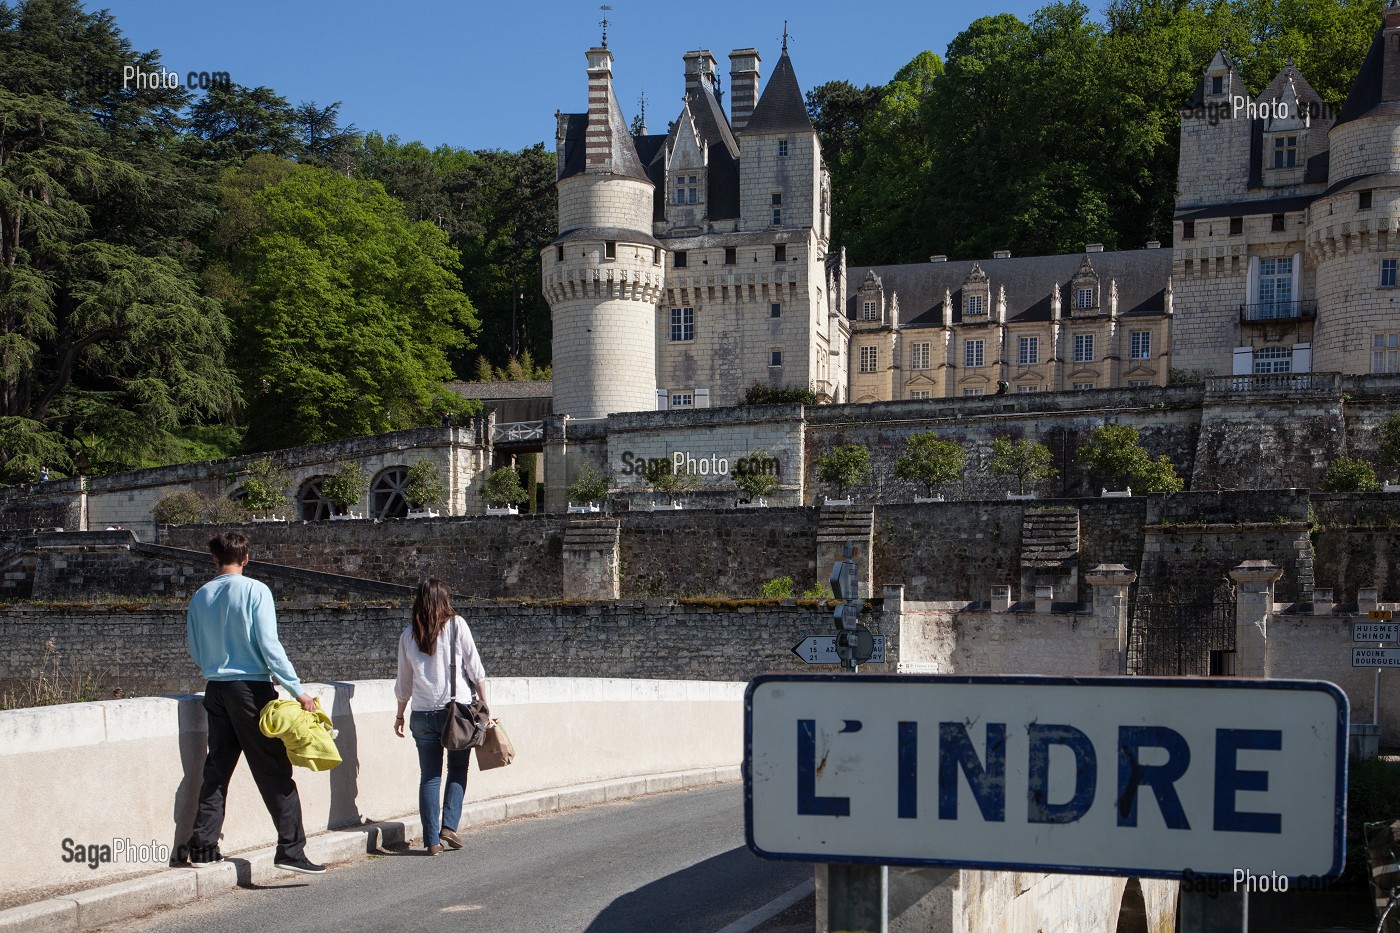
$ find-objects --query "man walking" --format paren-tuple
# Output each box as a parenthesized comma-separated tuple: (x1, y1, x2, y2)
(183, 531, 326, 874)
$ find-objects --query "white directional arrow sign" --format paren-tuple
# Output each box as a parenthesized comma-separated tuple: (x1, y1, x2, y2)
(793, 635, 886, 665)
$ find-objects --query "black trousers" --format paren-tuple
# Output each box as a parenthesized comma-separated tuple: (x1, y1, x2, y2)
(186, 680, 307, 861)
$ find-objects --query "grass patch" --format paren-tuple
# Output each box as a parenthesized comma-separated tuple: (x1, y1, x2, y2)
(0, 639, 117, 710)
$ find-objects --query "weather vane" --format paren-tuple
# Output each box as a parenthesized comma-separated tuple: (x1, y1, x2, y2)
(781, 20, 791, 53)
(600, 5, 612, 48)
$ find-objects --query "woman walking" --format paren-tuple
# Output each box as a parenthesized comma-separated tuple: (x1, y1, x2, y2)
(394, 579, 489, 855)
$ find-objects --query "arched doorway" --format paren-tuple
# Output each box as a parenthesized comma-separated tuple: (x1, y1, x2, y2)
(371, 466, 409, 519)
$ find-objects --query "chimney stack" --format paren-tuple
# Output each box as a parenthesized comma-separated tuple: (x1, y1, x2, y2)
(585, 47, 615, 171)
(684, 50, 719, 101)
(729, 49, 761, 131)
(1384, 3, 1400, 102)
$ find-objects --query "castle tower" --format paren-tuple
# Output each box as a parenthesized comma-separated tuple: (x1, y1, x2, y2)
(541, 46, 663, 419)
(1308, 5, 1400, 375)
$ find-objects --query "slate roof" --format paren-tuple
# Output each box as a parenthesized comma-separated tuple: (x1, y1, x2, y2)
(741, 51, 813, 136)
(1183, 50, 1240, 108)
(1335, 25, 1386, 128)
(845, 250, 1172, 327)
(1174, 194, 1318, 222)
(556, 85, 651, 184)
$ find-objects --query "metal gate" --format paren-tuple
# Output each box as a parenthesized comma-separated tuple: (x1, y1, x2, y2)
(1127, 579, 1236, 676)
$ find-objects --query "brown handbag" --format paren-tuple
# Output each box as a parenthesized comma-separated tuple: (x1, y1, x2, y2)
(440, 618, 487, 751)
(476, 719, 515, 770)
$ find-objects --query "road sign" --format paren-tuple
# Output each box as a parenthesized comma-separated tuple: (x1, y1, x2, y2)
(793, 635, 886, 665)
(745, 674, 1347, 880)
(1354, 622, 1399, 643)
(1369, 609, 1394, 621)
(1353, 647, 1400, 668)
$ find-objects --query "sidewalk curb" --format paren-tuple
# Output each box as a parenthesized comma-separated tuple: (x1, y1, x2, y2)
(0, 765, 741, 932)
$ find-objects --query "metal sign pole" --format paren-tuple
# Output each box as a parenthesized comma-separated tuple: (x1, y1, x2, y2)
(824, 542, 887, 933)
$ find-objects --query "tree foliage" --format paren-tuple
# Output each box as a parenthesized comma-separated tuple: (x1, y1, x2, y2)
(1322, 456, 1380, 493)
(321, 463, 368, 512)
(814, 444, 872, 499)
(482, 465, 529, 507)
(988, 437, 1058, 495)
(734, 450, 780, 501)
(642, 458, 699, 504)
(1077, 423, 1184, 493)
(895, 431, 965, 497)
(239, 457, 290, 513)
(1376, 413, 1400, 482)
(743, 383, 819, 406)
(405, 460, 445, 508)
(566, 465, 609, 504)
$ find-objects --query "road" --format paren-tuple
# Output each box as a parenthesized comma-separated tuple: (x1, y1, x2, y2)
(103, 784, 812, 933)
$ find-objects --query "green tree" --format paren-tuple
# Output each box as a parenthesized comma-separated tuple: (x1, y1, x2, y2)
(1322, 456, 1380, 493)
(566, 465, 609, 504)
(482, 465, 529, 507)
(895, 431, 965, 497)
(187, 84, 299, 164)
(240, 457, 290, 513)
(805, 79, 885, 253)
(988, 436, 1058, 495)
(405, 460, 445, 508)
(321, 463, 368, 514)
(743, 383, 818, 406)
(220, 164, 480, 449)
(1077, 423, 1184, 493)
(1376, 413, 1400, 482)
(734, 450, 780, 502)
(152, 490, 205, 525)
(814, 444, 872, 500)
(642, 458, 698, 505)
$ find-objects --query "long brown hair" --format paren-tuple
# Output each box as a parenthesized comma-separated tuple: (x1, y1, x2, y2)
(411, 578, 455, 655)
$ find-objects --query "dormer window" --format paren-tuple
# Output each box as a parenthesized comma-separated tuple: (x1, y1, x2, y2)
(967, 295, 984, 315)
(1272, 136, 1297, 169)
(862, 300, 878, 321)
(1211, 75, 1223, 95)
(675, 174, 699, 205)
(1075, 287, 1094, 310)
(1069, 257, 1101, 316)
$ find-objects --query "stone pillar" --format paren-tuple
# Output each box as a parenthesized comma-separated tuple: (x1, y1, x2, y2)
(542, 415, 571, 514)
(1230, 560, 1283, 678)
(561, 518, 620, 600)
(1312, 588, 1333, 616)
(1360, 586, 1380, 615)
(991, 585, 1012, 612)
(1086, 563, 1137, 675)
(1034, 585, 1054, 614)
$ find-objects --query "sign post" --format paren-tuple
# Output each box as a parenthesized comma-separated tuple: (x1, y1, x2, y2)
(1354, 611, 1397, 727)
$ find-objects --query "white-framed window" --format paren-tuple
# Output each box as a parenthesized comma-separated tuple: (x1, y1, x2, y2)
(1130, 330, 1151, 360)
(1017, 385, 1038, 394)
(1373, 333, 1400, 373)
(1073, 334, 1095, 363)
(1253, 346, 1292, 374)
(861, 300, 878, 321)
(1258, 256, 1294, 311)
(1075, 287, 1094, 309)
(859, 345, 878, 373)
(1017, 336, 1039, 366)
(771, 192, 782, 226)
(1129, 380, 1151, 388)
(1382, 259, 1398, 288)
(770, 303, 782, 318)
(963, 388, 984, 397)
(670, 392, 693, 409)
(778, 139, 789, 157)
(1073, 382, 1095, 391)
(910, 389, 931, 400)
(669, 307, 694, 342)
(966, 294, 984, 315)
(964, 339, 984, 368)
(911, 342, 930, 370)
(770, 349, 783, 367)
(674, 174, 699, 205)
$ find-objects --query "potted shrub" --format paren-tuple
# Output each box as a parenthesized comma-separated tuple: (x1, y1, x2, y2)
(814, 444, 871, 504)
(566, 466, 609, 512)
(405, 460, 446, 517)
(895, 432, 964, 502)
(240, 457, 291, 521)
(642, 458, 697, 509)
(482, 465, 529, 515)
(734, 450, 778, 507)
(323, 463, 368, 519)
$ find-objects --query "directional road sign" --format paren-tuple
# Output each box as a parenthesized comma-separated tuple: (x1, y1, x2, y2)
(1353, 647, 1400, 668)
(792, 635, 886, 665)
(745, 674, 1347, 880)
(1354, 622, 1399, 643)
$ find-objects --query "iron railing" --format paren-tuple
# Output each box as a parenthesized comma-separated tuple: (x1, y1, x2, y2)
(1239, 300, 1316, 322)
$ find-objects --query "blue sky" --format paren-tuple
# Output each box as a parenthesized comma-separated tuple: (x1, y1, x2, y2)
(93, 0, 1051, 152)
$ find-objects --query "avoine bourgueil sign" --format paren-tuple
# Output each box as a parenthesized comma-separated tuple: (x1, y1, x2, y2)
(744, 674, 1347, 880)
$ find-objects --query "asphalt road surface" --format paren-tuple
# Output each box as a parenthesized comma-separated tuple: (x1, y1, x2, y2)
(104, 784, 812, 933)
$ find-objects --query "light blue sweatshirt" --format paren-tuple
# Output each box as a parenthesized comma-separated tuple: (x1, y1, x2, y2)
(187, 573, 304, 697)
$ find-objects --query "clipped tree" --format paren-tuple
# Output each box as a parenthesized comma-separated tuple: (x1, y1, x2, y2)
(203, 496, 248, 524)
(240, 458, 291, 514)
(321, 463, 368, 515)
(1077, 424, 1184, 493)
(1377, 413, 1400, 482)
(988, 437, 1057, 495)
(566, 466, 610, 504)
(152, 490, 205, 525)
(734, 450, 780, 502)
(894, 431, 965, 497)
(814, 444, 872, 500)
(642, 458, 699, 505)
(482, 466, 529, 508)
(1322, 457, 1381, 493)
(405, 460, 445, 508)
(743, 383, 819, 406)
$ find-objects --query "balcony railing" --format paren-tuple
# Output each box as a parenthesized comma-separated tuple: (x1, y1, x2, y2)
(1204, 372, 1341, 396)
(1239, 300, 1317, 323)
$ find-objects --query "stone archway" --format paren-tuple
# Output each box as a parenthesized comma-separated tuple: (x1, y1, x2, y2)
(297, 477, 334, 521)
(371, 466, 409, 519)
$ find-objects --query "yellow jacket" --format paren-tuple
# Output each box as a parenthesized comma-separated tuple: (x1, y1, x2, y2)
(258, 698, 342, 771)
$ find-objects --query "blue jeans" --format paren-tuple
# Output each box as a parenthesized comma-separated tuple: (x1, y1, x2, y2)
(408, 708, 471, 847)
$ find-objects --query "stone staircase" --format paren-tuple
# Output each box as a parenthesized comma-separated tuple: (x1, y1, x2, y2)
(1019, 508, 1080, 601)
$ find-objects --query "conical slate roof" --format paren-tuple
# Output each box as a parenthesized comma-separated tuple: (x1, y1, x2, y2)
(741, 51, 812, 135)
(1334, 26, 1386, 128)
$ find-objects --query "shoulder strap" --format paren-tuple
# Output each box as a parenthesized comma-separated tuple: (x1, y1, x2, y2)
(448, 616, 457, 702)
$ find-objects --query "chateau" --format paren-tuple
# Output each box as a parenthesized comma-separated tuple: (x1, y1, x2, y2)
(543, 11, 1400, 414)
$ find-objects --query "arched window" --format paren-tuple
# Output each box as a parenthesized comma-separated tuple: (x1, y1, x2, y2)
(297, 477, 334, 521)
(371, 467, 410, 519)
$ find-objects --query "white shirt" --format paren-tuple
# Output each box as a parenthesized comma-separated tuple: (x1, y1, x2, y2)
(394, 616, 487, 711)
